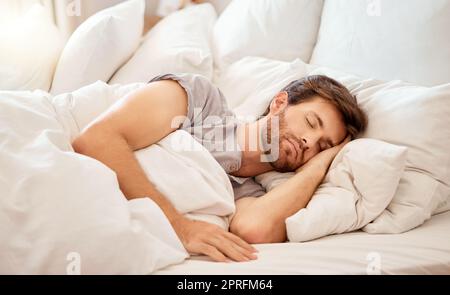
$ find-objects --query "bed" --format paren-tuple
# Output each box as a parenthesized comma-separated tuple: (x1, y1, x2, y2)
(155, 211, 450, 275)
(1, 0, 449, 275)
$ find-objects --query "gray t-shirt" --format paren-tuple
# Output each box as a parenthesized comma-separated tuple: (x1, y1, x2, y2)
(149, 73, 266, 200)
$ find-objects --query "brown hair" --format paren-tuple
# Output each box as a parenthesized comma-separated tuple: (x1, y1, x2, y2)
(265, 75, 367, 139)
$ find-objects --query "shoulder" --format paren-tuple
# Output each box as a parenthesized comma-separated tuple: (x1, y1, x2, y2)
(150, 73, 232, 121)
(149, 73, 218, 96)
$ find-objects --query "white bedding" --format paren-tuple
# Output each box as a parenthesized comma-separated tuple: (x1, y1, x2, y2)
(2, 79, 448, 274)
(2, 84, 448, 275)
(155, 211, 450, 275)
(2, 0, 450, 275)
(0, 82, 234, 274)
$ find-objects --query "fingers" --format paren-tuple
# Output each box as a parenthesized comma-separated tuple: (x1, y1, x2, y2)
(199, 244, 229, 263)
(340, 135, 351, 146)
(218, 235, 258, 260)
(331, 135, 351, 154)
(208, 236, 256, 262)
(223, 231, 258, 253)
(180, 220, 258, 263)
(230, 243, 258, 261)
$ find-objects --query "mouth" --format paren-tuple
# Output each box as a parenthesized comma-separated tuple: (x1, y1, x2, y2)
(285, 139, 296, 159)
(286, 137, 303, 162)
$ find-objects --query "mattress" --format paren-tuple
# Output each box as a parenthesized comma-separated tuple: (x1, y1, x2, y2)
(154, 211, 450, 274)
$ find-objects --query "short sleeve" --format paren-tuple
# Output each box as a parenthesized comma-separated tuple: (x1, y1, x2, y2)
(149, 73, 233, 128)
(231, 177, 266, 200)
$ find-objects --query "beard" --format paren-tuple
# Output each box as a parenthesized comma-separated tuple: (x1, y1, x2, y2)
(263, 111, 304, 172)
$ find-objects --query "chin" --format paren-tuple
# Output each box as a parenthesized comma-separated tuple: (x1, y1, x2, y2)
(271, 157, 295, 173)
(269, 145, 299, 172)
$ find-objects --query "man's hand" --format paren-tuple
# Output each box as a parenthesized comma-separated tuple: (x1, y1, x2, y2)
(296, 135, 351, 174)
(172, 216, 258, 262)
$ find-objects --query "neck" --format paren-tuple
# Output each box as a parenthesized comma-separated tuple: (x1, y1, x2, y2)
(233, 117, 274, 177)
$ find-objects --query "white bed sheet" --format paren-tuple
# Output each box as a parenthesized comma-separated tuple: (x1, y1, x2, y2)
(154, 211, 450, 274)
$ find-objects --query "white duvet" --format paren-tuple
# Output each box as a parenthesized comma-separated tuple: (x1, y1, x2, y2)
(1, 78, 446, 273)
(0, 81, 235, 274)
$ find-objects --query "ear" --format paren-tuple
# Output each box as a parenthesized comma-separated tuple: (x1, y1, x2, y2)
(268, 91, 288, 116)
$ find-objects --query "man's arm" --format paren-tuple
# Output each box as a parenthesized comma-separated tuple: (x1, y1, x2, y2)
(229, 139, 349, 244)
(72, 80, 257, 262)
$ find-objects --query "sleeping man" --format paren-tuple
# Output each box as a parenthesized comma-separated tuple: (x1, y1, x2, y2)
(72, 74, 367, 263)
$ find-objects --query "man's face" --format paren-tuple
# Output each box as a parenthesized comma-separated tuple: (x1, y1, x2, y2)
(266, 95, 347, 172)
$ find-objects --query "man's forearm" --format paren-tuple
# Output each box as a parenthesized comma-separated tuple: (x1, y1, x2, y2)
(72, 131, 183, 224)
(231, 140, 348, 244)
(231, 161, 327, 243)
(254, 162, 325, 224)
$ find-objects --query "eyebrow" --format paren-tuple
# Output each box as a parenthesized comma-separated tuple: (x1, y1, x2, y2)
(312, 112, 335, 147)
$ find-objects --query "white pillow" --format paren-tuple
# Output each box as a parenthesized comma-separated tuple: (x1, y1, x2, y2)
(51, 0, 145, 95)
(256, 139, 407, 242)
(214, 56, 308, 117)
(110, 3, 216, 84)
(212, 0, 324, 69)
(310, 0, 450, 86)
(216, 55, 450, 233)
(0, 5, 63, 91)
(307, 66, 450, 233)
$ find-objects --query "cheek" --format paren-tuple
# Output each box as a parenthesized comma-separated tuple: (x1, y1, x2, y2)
(284, 110, 307, 133)
(278, 139, 294, 163)
(279, 139, 290, 156)
(287, 122, 306, 136)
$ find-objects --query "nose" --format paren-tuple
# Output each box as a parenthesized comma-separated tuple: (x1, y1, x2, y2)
(301, 138, 309, 150)
(302, 132, 322, 151)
